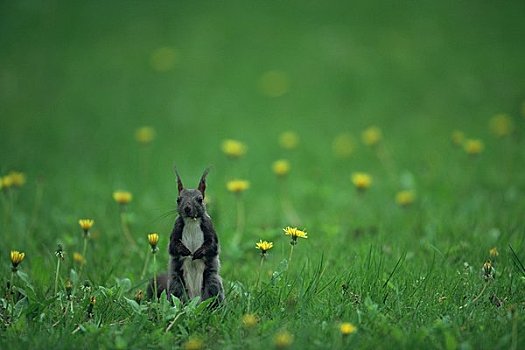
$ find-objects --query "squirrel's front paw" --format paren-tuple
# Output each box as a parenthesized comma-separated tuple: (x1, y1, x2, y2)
(176, 240, 192, 256)
(192, 246, 205, 260)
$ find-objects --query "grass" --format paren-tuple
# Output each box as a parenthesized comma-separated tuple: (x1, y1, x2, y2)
(1, 0, 525, 349)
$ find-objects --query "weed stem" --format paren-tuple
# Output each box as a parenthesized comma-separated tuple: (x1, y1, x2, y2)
(54, 258, 61, 295)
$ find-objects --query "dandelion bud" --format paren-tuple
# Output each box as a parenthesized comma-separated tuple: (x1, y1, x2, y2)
(351, 172, 372, 192)
(135, 126, 156, 144)
(73, 252, 85, 265)
(451, 130, 465, 146)
(274, 330, 294, 349)
(489, 113, 514, 137)
(113, 191, 133, 205)
(8, 171, 26, 187)
(272, 160, 291, 177)
(339, 322, 357, 336)
(55, 244, 65, 260)
(221, 139, 247, 158)
(78, 219, 94, 236)
(87, 296, 96, 318)
(1, 175, 14, 190)
(395, 190, 415, 207)
(65, 280, 73, 299)
(464, 139, 484, 155)
(134, 289, 144, 304)
(482, 260, 495, 281)
(10, 250, 25, 271)
(278, 131, 299, 150)
(148, 233, 159, 253)
(242, 313, 258, 329)
(183, 337, 204, 350)
(226, 180, 250, 193)
(362, 126, 382, 146)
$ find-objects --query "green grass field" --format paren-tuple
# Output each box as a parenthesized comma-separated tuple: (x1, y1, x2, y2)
(2, 1, 525, 349)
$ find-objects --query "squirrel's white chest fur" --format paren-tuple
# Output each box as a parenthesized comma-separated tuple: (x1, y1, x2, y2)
(181, 218, 205, 299)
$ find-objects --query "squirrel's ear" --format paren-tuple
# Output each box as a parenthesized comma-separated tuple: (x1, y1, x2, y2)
(174, 166, 184, 194)
(198, 168, 210, 197)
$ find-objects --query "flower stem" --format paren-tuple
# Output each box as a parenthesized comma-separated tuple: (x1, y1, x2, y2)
(54, 258, 61, 295)
(233, 196, 245, 245)
(9, 271, 15, 310)
(288, 244, 295, 264)
(470, 282, 489, 304)
(459, 281, 490, 309)
(80, 235, 88, 277)
(236, 196, 245, 234)
(152, 253, 158, 302)
(256, 255, 265, 289)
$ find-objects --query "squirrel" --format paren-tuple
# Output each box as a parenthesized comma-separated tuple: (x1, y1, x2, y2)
(149, 168, 224, 305)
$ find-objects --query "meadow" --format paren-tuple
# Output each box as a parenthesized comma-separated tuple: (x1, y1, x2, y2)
(1, 1, 525, 349)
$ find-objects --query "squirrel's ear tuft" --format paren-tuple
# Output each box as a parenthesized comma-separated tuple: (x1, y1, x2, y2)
(198, 168, 210, 197)
(174, 166, 184, 194)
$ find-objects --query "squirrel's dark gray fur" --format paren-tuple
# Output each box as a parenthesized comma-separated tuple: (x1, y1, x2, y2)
(160, 168, 224, 305)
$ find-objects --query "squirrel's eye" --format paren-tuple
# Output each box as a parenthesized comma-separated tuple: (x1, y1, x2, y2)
(197, 197, 203, 203)
(177, 198, 181, 204)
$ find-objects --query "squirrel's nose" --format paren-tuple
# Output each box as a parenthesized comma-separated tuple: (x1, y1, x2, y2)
(184, 206, 191, 215)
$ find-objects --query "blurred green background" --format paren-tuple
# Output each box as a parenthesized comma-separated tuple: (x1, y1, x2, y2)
(1, 1, 525, 348)
(2, 0, 525, 266)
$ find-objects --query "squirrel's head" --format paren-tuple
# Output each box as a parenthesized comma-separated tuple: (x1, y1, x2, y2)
(175, 168, 209, 220)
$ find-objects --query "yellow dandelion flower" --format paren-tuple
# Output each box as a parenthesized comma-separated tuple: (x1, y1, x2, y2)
(148, 233, 159, 252)
(135, 126, 156, 144)
(274, 330, 294, 349)
(351, 172, 372, 191)
(113, 191, 133, 204)
(255, 240, 273, 254)
(221, 139, 247, 158)
(73, 252, 85, 265)
(8, 171, 26, 187)
(10, 250, 25, 269)
(279, 131, 299, 150)
(464, 139, 484, 155)
(272, 159, 291, 177)
(226, 179, 250, 193)
(339, 322, 357, 336)
(489, 247, 499, 257)
(183, 337, 203, 350)
(78, 219, 94, 232)
(362, 126, 382, 146)
(451, 130, 465, 146)
(242, 313, 258, 328)
(489, 113, 514, 137)
(259, 70, 290, 98)
(283, 226, 308, 240)
(332, 133, 355, 158)
(395, 190, 415, 207)
(150, 46, 177, 72)
(1, 175, 14, 189)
